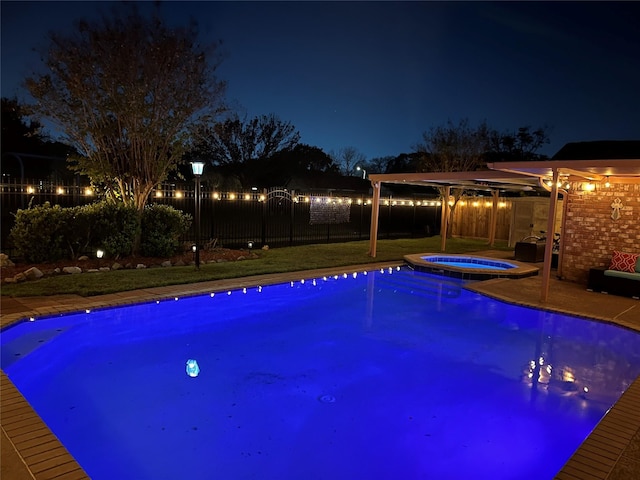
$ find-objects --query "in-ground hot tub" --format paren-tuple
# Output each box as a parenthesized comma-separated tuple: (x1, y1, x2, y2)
(404, 253, 539, 280)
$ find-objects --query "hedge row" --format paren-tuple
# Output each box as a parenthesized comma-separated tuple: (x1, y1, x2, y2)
(9, 202, 192, 262)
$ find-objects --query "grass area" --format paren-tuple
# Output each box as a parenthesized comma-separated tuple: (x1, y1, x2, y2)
(1, 237, 511, 297)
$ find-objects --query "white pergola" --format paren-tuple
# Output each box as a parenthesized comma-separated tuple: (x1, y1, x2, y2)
(367, 159, 640, 302)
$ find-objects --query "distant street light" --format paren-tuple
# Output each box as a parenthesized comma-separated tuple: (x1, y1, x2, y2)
(191, 161, 205, 269)
(356, 166, 367, 179)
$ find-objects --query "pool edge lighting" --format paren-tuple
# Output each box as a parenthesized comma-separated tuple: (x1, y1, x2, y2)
(186, 359, 200, 377)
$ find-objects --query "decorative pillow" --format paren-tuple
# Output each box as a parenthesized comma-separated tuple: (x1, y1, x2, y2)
(609, 251, 640, 273)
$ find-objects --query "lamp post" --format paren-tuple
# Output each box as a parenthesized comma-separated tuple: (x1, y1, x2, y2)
(356, 165, 367, 179)
(191, 161, 205, 269)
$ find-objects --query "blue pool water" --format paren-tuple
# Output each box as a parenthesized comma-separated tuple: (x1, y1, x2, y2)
(422, 255, 516, 270)
(2, 267, 640, 480)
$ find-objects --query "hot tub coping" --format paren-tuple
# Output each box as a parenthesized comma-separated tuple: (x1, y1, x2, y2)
(404, 253, 539, 280)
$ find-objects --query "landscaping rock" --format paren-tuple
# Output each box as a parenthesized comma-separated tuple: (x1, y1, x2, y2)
(14, 273, 27, 282)
(0, 253, 15, 267)
(136, 264, 147, 269)
(161, 260, 172, 267)
(4, 277, 17, 283)
(86, 269, 100, 273)
(54, 268, 61, 274)
(78, 255, 90, 261)
(63, 266, 82, 274)
(99, 267, 111, 272)
(111, 263, 122, 270)
(23, 267, 44, 280)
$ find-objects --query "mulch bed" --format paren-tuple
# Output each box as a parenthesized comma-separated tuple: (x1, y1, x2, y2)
(0, 248, 255, 282)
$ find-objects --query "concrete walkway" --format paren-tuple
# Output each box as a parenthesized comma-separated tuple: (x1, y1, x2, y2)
(1, 256, 639, 479)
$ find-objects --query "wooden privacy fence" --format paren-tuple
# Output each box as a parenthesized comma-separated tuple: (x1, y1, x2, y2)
(0, 179, 513, 252)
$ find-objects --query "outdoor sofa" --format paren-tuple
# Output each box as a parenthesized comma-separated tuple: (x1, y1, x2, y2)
(587, 250, 640, 299)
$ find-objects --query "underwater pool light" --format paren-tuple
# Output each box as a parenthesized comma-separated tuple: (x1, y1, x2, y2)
(186, 359, 200, 378)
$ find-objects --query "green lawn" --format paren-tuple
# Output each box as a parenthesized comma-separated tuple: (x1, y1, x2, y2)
(1, 237, 511, 297)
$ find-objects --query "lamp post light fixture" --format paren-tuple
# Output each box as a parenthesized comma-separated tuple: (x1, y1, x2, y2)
(356, 166, 367, 179)
(191, 161, 205, 269)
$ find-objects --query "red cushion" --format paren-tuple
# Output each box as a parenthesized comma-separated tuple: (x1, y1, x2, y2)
(609, 251, 640, 273)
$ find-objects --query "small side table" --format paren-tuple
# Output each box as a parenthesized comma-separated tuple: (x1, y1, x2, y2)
(587, 267, 607, 292)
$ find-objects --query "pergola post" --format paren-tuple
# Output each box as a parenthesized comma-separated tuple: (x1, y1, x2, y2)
(368, 181, 381, 257)
(541, 168, 560, 302)
(488, 189, 499, 246)
(440, 186, 450, 252)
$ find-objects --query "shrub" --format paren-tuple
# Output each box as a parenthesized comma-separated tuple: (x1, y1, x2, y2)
(9, 202, 68, 262)
(9, 201, 139, 262)
(45, 202, 139, 260)
(90, 203, 139, 259)
(140, 204, 192, 257)
(9, 201, 188, 262)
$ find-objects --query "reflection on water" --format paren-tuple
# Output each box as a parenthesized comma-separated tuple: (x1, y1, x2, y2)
(2, 267, 640, 480)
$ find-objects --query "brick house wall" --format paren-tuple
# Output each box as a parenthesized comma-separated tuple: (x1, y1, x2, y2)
(562, 182, 640, 283)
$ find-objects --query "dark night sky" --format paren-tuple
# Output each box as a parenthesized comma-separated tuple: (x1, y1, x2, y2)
(2, 1, 639, 160)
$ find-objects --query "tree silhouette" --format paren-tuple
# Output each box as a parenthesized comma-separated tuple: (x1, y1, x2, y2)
(25, 4, 226, 212)
(330, 146, 366, 176)
(487, 126, 551, 162)
(413, 119, 491, 237)
(189, 113, 301, 187)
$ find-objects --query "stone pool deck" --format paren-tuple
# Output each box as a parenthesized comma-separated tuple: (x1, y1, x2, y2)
(1, 254, 639, 479)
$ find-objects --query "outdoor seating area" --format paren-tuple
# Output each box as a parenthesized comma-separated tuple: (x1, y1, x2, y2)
(588, 250, 640, 298)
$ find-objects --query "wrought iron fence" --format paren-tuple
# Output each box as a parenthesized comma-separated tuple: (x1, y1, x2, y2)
(0, 180, 444, 254)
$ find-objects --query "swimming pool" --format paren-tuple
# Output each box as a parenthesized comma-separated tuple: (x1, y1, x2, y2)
(2, 267, 640, 479)
(405, 253, 539, 280)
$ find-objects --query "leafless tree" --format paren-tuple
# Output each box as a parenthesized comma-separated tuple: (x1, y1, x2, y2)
(413, 119, 491, 237)
(330, 146, 367, 176)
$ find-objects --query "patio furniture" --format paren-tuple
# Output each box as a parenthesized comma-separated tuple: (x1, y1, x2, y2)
(587, 251, 640, 299)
